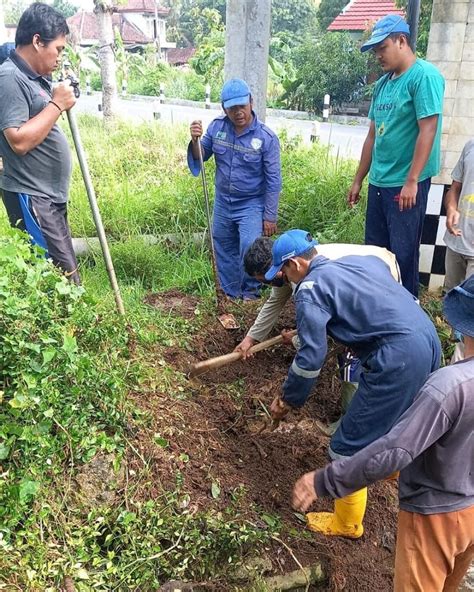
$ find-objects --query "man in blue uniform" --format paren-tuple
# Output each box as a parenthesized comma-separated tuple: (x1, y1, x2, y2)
(265, 229, 441, 538)
(188, 79, 282, 300)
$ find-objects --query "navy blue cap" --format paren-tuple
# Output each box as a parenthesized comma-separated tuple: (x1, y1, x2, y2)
(221, 78, 251, 109)
(361, 14, 410, 53)
(443, 274, 474, 338)
(265, 229, 318, 281)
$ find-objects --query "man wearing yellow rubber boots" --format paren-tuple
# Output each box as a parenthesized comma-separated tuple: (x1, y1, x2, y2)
(266, 229, 441, 538)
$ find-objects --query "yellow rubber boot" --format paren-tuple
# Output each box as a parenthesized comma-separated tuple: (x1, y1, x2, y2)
(306, 487, 367, 539)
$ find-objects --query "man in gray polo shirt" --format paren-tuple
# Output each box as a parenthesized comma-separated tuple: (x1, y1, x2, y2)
(0, 2, 79, 283)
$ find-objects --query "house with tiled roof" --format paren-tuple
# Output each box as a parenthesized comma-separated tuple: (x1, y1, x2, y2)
(328, 0, 405, 38)
(167, 47, 196, 67)
(68, 0, 175, 59)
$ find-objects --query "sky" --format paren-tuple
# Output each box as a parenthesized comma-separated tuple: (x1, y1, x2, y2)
(75, 0, 94, 10)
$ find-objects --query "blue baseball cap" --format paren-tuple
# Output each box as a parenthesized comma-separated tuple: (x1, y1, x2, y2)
(265, 229, 318, 281)
(360, 14, 410, 53)
(221, 78, 251, 109)
(443, 274, 474, 338)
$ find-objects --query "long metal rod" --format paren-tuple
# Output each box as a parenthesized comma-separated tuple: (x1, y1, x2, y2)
(67, 110, 125, 315)
(197, 137, 222, 303)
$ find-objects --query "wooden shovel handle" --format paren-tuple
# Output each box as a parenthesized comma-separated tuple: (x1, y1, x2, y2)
(189, 330, 297, 378)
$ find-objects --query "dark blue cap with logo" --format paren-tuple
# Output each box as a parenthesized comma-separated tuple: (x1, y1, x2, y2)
(443, 274, 474, 338)
(265, 229, 318, 281)
(221, 78, 251, 109)
(361, 14, 410, 53)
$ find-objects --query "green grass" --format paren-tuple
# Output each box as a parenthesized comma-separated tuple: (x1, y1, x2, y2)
(64, 115, 365, 244)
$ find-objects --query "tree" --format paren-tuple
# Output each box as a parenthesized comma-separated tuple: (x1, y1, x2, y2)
(294, 32, 368, 113)
(3, 0, 29, 25)
(271, 0, 317, 36)
(189, 8, 224, 84)
(166, 0, 318, 46)
(52, 0, 79, 19)
(94, 0, 117, 120)
(396, 0, 434, 57)
(164, 0, 226, 47)
(317, 0, 348, 31)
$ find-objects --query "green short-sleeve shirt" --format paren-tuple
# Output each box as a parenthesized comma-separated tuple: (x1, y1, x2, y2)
(368, 59, 445, 188)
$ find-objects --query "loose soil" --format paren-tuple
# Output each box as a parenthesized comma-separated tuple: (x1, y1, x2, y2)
(130, 292, 398, 591)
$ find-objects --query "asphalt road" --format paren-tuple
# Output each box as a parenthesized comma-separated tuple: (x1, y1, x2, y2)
(74, 93, 368, 160)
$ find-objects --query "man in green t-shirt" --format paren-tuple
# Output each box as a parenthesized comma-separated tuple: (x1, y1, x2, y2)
(347, 14, 445, 297)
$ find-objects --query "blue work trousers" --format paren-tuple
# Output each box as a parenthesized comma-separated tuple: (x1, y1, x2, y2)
(330, 328, 441, 458)
(365, 178, 431, 298)
(213, 195, 263, 299)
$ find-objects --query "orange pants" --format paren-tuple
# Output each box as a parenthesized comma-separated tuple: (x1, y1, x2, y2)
(394, 506, 474, 592)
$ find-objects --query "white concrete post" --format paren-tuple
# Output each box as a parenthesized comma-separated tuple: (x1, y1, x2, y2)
(205, 83, 211, 109)
(224, 0, 271, 121)
(323, 94, 331, 122)
(86, 75, 91, 95)
(121, 78, 127, 97)
(159, 82, 165, 104)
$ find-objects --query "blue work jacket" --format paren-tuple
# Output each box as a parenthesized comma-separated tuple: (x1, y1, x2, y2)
(283, 255, 438, 408)
(187, 112, 282, 222)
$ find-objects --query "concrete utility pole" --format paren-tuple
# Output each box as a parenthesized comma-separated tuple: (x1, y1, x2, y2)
(224, 0, 271, 121)
(406, 0, 421, 53)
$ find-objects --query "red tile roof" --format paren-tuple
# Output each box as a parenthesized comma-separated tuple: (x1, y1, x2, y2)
(328, 0, 405, 31)
(68, 11, 152, 45)
(167, 47, 196, 65)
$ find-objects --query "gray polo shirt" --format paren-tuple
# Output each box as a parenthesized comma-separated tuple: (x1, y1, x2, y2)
(0, 51, 72, 203)
(443, 139, 474, 257)
(315, 357, 474, 515)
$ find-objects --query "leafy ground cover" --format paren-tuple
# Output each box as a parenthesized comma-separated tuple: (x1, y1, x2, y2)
(0, 117, 453, 590)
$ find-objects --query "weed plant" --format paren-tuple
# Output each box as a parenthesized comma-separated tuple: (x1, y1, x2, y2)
(0, 231, 275, 589)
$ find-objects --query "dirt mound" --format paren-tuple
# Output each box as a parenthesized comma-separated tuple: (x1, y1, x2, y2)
(130, 293, 398, 590)
(144, 289, 201, 319)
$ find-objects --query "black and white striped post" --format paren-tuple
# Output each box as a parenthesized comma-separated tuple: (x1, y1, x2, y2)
(86, 75, 91, 95)
(159, 82, 165, 104)
(323, 93, 331, 122)
(205, 83, 211, 109)
(121, 78, 127, 97)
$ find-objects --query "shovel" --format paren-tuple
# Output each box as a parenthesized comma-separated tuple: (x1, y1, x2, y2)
(189, 330, 296, 378)
(196, 137, 238, 330)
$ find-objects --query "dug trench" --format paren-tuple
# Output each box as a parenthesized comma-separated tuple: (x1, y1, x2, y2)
(129, 291, 398, 591)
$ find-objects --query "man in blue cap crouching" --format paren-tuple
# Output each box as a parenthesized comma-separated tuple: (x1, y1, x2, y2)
(266, 228, 441, 538)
